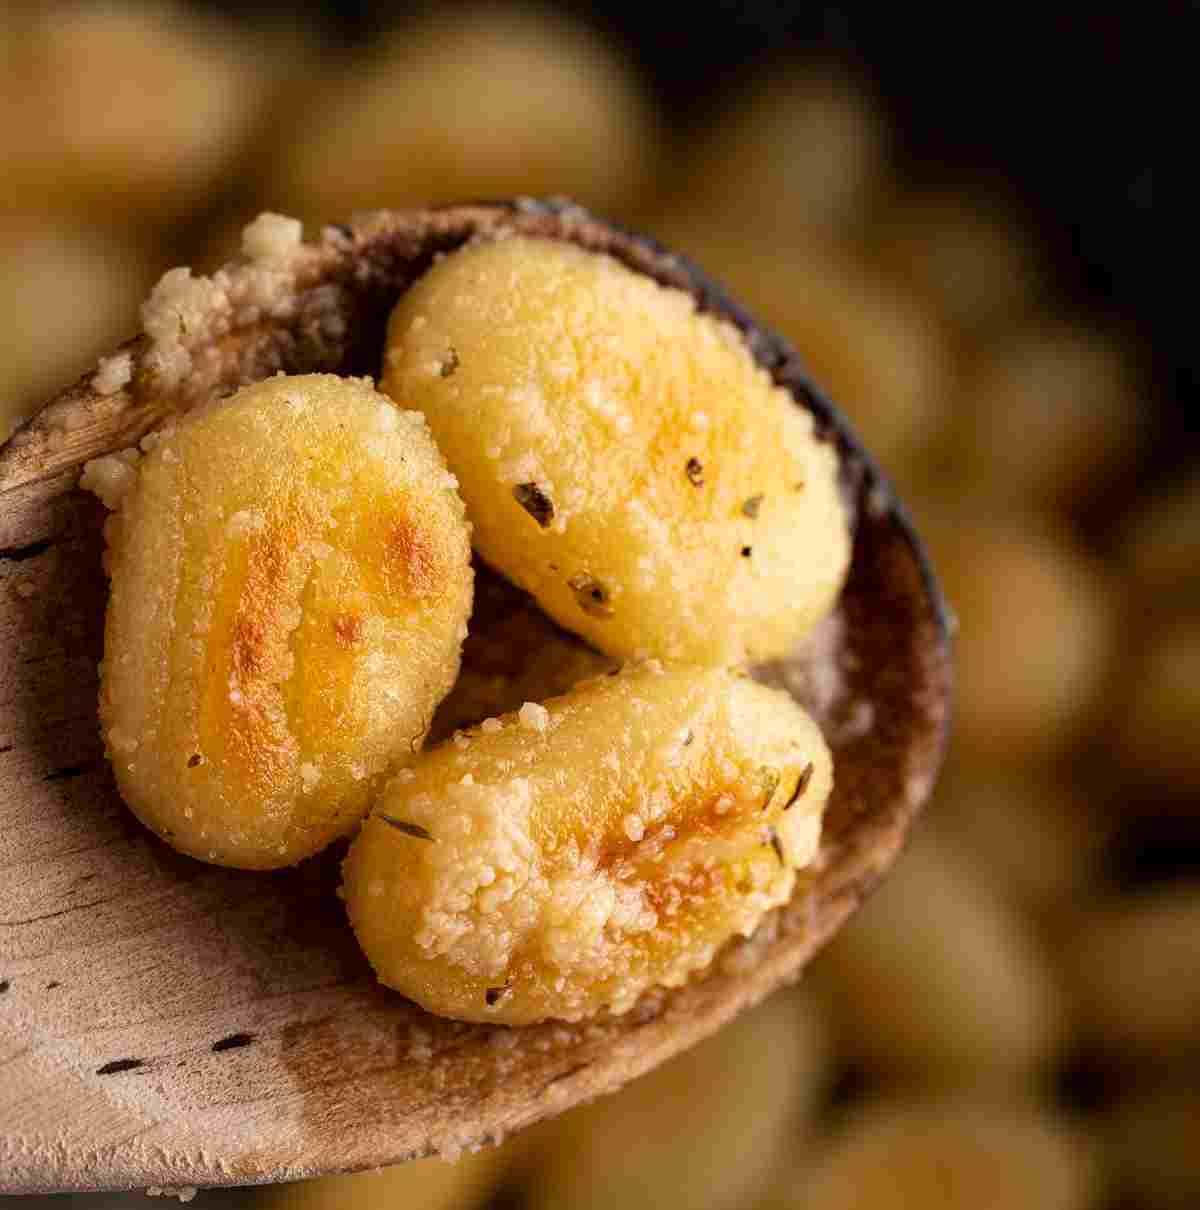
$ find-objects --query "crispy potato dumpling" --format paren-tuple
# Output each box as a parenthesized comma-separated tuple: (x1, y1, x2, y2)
(261, 1143, 508, 1210)
(382, 236, 850, 666)
(2, 2, 264, 222)
(811, 838, 1066, 1086)
(270, 7, 657, 225)
(344, 663, 832, 1024)
(772, 1099, 1097, 1210)
(682, 64, 888, 238)
(90, 373, 472, 869)
(522, 988, 829, 1210)
(926, 515, 1114, 765)
(1115, 618, 1200, 793)
(1063, 886, 1200, 1058)
(429, 564, 616, 744)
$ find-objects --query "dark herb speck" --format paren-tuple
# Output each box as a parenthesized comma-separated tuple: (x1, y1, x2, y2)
(378, 816, 435, 841)
(759, 767, 780, 809)
(96, 1058, 144, 1075)
(569, 574, 615, 618)
(766, 827, 785, 866)
(513, 483, 555, 528)
(783, 763, 815, 810)
(741, 495, 764, 518)
(685, 457, 704, 486)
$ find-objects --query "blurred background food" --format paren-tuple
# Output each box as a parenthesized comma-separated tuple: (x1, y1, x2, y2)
(3, 2, 1194, 1207)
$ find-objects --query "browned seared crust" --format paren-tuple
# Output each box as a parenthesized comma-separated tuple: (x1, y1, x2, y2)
(0, 200, 951, 1192)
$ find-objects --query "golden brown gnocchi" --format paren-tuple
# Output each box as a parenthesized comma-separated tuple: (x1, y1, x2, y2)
(381, 236, 850, 666)
(89, 373, 473, 869)
(343, 663, 832, 1024)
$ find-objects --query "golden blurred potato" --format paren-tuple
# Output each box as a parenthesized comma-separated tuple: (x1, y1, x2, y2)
(522, 988, 830, 1210)
(261, 1144, 506, 1210)
(91, 374, 472, 869)
(927, 763, 1105, 916)
(1, 1, 264, 221)
(1106, 1087, 1200, 1210)
(928, 515, 1115, 766)
(810, 838, 1066, 1086)
(344, 663, 833, 1024)
(951, 322, 1143, 510)
(1117, 466, 1200, 597)
(1115, 617, 1200, 793)
(873, 191, 1046, 336)
(271, 6, 658, 226)
(0, 222, 161, 437)
(762, 1099, 1097, 1210)
(649, 214, 953, 478)
(429, 564, 615, 744)
(383, 236, 850, 665)
(681, 62, 888, 238)
(1064, 886, 1200, 1058)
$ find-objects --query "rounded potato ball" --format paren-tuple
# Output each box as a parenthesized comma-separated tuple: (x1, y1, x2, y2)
(270, 6, 657, 226)
(343, 663, 833, 1025)
(767, 1099, 1097, 1210)
(1115, 617, 1200, 793)
(926, 514, 1114, 765)
(260, 1143, 507, 1210)
(1063, 885, 1200, 1058)
(810, 837, 1066, 1086)
(521, 988, 829, 1210)
(681, 63, 889, 239)
(89, 373, 473, 869)
(2, 1, 264, 222)
(382, 236, 850, 666)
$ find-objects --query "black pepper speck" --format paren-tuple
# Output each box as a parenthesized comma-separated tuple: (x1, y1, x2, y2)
(513, 483, 555, 528)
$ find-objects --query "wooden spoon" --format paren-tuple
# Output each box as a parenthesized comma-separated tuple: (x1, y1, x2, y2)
(0, 200, 951, 1193)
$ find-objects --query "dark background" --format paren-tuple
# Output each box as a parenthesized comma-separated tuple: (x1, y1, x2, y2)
(208, 0, 1196, 467)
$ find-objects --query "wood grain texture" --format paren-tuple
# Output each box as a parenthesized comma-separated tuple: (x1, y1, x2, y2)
(0, 201, 952, 1193)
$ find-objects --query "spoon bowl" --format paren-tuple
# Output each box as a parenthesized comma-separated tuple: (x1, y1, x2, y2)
(0, 200, 951, 1193)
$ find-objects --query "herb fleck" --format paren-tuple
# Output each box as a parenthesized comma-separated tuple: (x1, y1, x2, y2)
(212, 1032, 255, 1053)
(569, 574, 615, 618)
(513, 482, 555, 528)
(187, 753, 204, 768)
(741, 494, 764, 519)
(741, 546, 753, 558)
(759, 767, 781, 810)
(485, 983, 512, 1007)
(682, 728, 694, 747)
(439, 347, 460, 378)
(685, 457, 704, 486)
(783, 762, 815, 810)
(377, 815, 434, 841)
(96, 1057, 144, 1075)
(766, 826, 786, 866)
